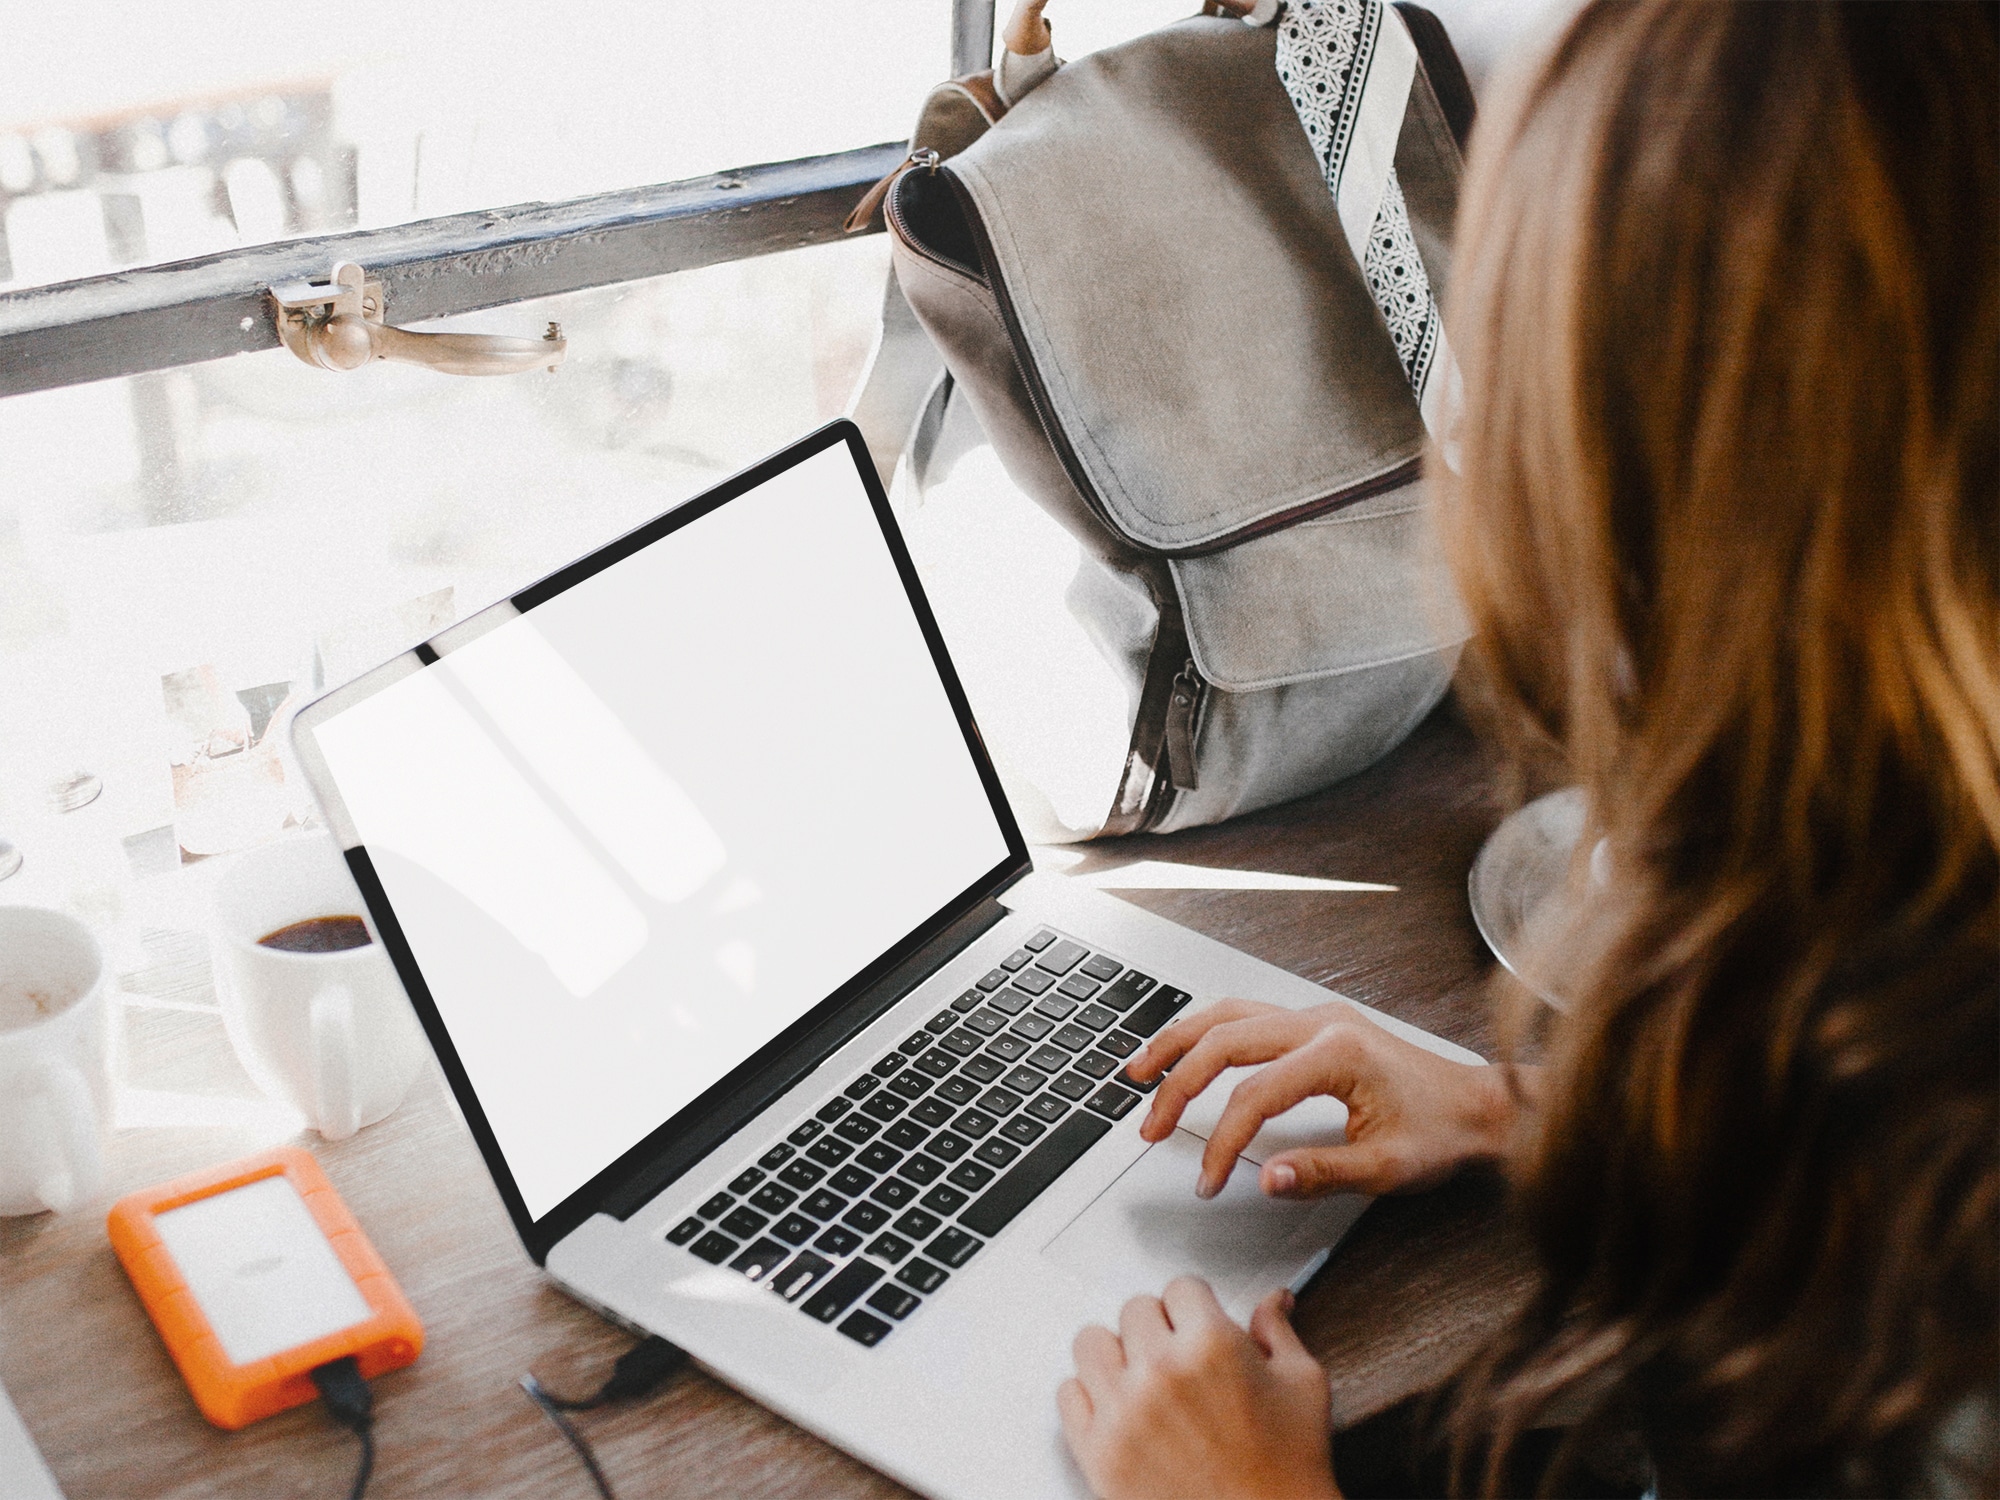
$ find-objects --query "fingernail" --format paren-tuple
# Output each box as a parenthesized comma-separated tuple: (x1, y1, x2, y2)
(1195, 1175, 1217, 1199)
(1282, 1289, 1296, 1314)
(1268, 1162, 1297, 1194)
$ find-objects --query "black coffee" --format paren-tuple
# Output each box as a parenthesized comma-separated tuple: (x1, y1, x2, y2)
(259, 916, 373, 953)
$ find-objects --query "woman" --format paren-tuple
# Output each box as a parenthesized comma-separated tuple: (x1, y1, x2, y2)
(1055, 2, 1998, 1495)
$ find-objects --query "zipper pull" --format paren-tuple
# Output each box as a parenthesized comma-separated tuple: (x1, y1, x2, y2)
(1163, 659, 1203, 792)
(844, 148, 943, 233)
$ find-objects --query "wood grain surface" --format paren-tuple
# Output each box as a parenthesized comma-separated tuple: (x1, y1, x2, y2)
(0, 700, 1535, 1498)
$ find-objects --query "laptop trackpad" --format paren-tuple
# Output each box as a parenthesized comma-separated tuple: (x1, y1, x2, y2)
(1040, 1130, 1367, 1321)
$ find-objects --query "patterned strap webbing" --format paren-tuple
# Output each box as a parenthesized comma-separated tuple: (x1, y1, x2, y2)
(1275, 0, 1462, 457)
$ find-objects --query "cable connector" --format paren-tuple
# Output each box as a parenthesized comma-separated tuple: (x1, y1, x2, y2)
(311, 1356, 376, 1500)
(521, 1335, 689, 1500)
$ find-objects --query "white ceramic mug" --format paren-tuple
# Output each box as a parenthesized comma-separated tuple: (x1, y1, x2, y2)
(211, 837, 428, 1141)
(0, 906, 110, 1216)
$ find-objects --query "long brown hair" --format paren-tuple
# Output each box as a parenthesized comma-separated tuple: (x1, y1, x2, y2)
(1436, 2, 1998, 1494)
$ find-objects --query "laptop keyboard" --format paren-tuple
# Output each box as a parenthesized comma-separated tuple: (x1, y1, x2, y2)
(662, 927, 1191, 1347)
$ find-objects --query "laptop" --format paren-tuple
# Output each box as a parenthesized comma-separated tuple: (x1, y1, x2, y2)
(290, 420, 1482, 1499)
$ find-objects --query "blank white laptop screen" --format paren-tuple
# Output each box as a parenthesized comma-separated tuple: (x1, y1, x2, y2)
(309, 443, 1011, 1219)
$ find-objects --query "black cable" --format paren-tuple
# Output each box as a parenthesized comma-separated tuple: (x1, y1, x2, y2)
(520, 1335, 689, 1500)
(311, 1357, 376, 1500)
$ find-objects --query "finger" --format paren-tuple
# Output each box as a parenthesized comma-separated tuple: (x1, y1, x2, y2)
(1141, 1011, 1318, 1143)
(1198, 1026, 1371, 1195)
(1003, 0, 1052, 54)
(1260, 1143, 1402, 1198)
(1056, 1377, 1093, 1454)
(1247, 1287, 1312, 1366)
(1159, 1275, 1228, 1336)
(1129, 998, 1273, 1085)
(1071, 1324, 1126, 1398)
(1117, 1294, 1173, 1359)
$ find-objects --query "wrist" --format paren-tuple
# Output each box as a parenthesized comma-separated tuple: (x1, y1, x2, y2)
(1462, 1063, 1523, 1162)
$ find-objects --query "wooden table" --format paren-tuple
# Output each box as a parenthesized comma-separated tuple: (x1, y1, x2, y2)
(0, 700, 1536, 1498)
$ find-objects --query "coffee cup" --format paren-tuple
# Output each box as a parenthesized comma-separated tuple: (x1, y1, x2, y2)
(211, 837, 428, 1141)
(0, 906, 111, 1216)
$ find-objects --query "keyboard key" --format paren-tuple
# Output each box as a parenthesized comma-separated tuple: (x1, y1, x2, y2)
(1035, 940, 1088, 976)
(1032, 994, 1078, 1022)
(947, 1159, 996, 1192)
(843, 1200, 892, 1233)
(960, 1111, 1113, 1238)
(834, 1114, 881, 1144)
(861, 1092, 908, 1122)
(1001, 948, 1034, 971)
(936, 1075, 982, 1104)
(987, 988, 1032, 1016)
(883, 1119, 930, 1152)
(910, 1096, 956, 1127)
(1023, 929, 1057, 952)
(1073, 1004, 1118, 1032)
(963, 1054, 1007, 1083)
(1074, 1050, 1118, 1079)
(869, 1176, 919, 1209)
(1009, 1014, 1055, 1043)
(1001, 1115, 1046, 1146)
(749, 1183, 797, 1215)
(720, 1208, 764, 1248)
(814, 1224, 864, 1257)
(1051, 1024, 1094, 1053)
(697, 1192, 733, 1220)
(926, 1009, 956, 1034)
(857, 1142, 903, 1174)
(667, 1216, 703, 1245)
(730, 1237, 791, 1282)
(830, 1165, 875, 1196)
(838, 1310, 894, 1347)
(788, 1119, 825, 1146)
(1026, 1044, 1072, 1074)
(901, 1032, 932, 1055)
(978, 1087, 1025, 1117)
(925, 1131, 971, 1162)
(808, 1137, 854, 1167)
(868, 1284, 921, 1320)
(1002, 1066, 1046, 1095)
(920, 1182, 969, 1214)
(898, 1258, 949, 1293)
(1119, 986, 1192, 1038)
(927, 1228, 985, 1268)
(1058, 973, 1101, 1001)
(867, 1232, 915, 1263)
(1050, 1071, 1097, 1100)
(939, 1028, 982, 1057)
(1080, 953, 1123, 982)
(1100, 971, 1157, 1012)
(817, 1096, 853, 1123)
(801, 1189, 847, 1220)
(893, 1207, 942, 1240)
(916, 1048, 959, 1078)
(801, 1258, 883, 1322)
(690, 1230, 739, 1264)
(950, 988, 984, 1013)
(889, 1069, 935, 1100)
(887, 1148, 940, 1184)
(770, 1249, 835, 1302)
(1086, 1082, 1142, 1120)
(954, 1110, 997, 1139)
(974, 1138, 1022, 1169)
(1011, 968, 1056, 995)
(1096, 1030, 1140, 1058)
(845, 1074, 881, 1100)
(1027, 1092, 1071, 1124)
(759, 1143, 795, 1170)
(1121, 1066, 1163, 1095)
(773, 1212, 816, 1245)
(874, 1051, 910, 1077)
(963, 1008, 1007, 1035)
(976, 969, 1010, 991)
(778, 1160, 825, 1191)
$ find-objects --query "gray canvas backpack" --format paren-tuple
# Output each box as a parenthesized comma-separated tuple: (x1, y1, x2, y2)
(850, 6, 1475, 837)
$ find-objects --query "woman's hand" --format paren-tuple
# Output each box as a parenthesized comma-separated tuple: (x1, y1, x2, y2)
(1059, 1278, 1340, 1500)
(1128, 999, 1521, 1200)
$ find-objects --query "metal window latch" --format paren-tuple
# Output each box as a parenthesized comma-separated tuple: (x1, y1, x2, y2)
(269, 262, 567, 376)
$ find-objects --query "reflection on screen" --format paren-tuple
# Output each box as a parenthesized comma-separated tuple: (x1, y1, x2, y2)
(310, 444, 1011, 1218)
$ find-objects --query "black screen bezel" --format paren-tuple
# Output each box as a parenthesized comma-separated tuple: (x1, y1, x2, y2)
(319, 420, 1031, 1263)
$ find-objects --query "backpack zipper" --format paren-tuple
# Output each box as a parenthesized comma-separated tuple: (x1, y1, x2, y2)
(1162, 659, 1204, 793)
(846, 147, 943, 235)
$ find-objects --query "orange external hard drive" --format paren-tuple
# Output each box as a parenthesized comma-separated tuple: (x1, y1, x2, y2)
(107, 1146, 423, 1430)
